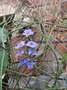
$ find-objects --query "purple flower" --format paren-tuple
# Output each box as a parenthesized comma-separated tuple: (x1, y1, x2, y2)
(27, 59, 35, 69)
(26, 41, 38, 48)
(18, 59, 27, 66)
(15, 41, 25, 49)
(22, 29, 34, 37)
(28, 49, 38, 55)
(18, 59, 35, 69)
(16, 50, 24, 57)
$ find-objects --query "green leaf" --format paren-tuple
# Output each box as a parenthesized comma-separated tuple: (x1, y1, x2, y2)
(0, 27, 8, 75)
(0, 27, 9, 90)
(0, 48, 8, 90)
(61, 54, 67, 64)
(0, 28, 9, 43)
(0, 48, 8, 75)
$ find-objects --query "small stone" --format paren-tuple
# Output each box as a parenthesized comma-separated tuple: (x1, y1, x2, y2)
(35, 75, 51, 89)
(48, 73, 67, 89)
(23, 17, 31, 22)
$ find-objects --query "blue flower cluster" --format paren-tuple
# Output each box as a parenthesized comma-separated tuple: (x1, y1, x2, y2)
(15, 29, 38, 69)
(18, 59, 35, 69)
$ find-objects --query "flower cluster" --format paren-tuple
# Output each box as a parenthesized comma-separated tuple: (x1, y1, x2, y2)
(15, 29, 38, 69)
(18, 59, 35, 69)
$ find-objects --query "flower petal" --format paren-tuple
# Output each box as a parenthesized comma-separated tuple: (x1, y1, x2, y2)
(27, 49, 34, 55)
(28, 64, 33, 69)
(26, 41, 38, 48)
(15, 41, 25, 49)
(27, 49, 38, 55)
(18, 62, 24, 67)
(22, 29, 34, 37)
(16, 50, 24, 57)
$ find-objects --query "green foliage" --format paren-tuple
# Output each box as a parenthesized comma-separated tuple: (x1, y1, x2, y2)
(0, 27, 9, 90)
(0, 48, 8, 75)
(0, 28, 9, 43)
(61, 54, 67, 64)
(0, 28, 9, 75)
